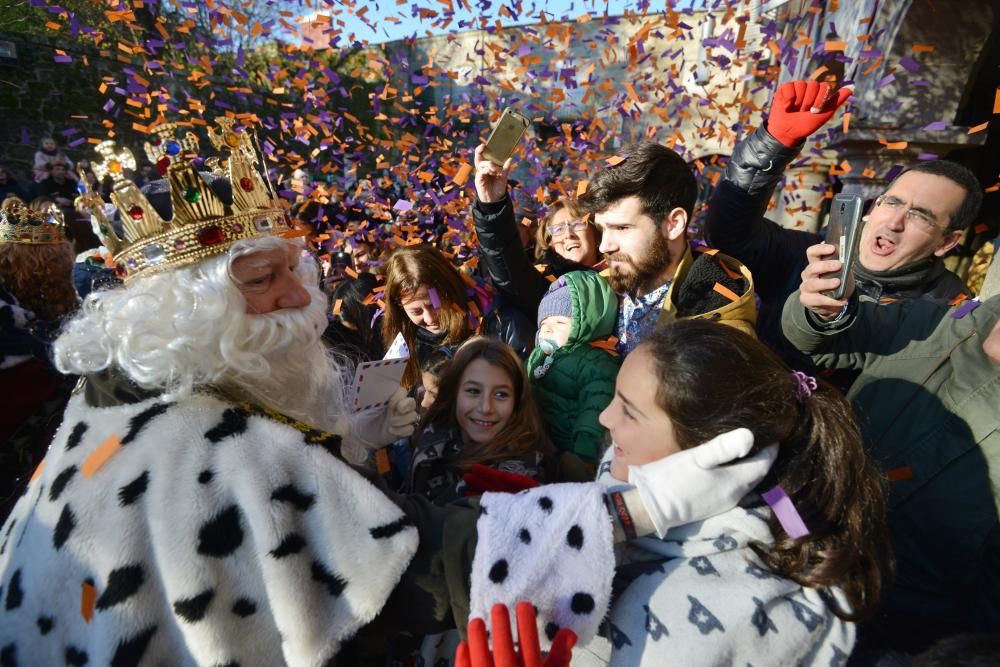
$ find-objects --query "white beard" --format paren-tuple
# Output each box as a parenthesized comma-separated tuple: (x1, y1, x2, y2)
(219, 286, 348, 433)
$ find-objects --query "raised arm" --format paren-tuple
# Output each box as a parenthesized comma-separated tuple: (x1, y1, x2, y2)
(472, 145, 552, 317)
(705, 81, 851, 299)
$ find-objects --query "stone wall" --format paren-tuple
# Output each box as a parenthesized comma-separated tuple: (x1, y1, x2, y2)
(0, 32, 111, 181)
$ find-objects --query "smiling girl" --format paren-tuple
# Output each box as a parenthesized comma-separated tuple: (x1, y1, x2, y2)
(576, 318, 892, 666)
(382, 245, 534, 389)
(406, 337, 553, 504)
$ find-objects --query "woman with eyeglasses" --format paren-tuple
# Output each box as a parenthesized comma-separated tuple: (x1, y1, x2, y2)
(472, 145, 604, 324)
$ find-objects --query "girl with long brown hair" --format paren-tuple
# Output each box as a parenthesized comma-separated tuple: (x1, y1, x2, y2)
(406, 336, 553, 504)
(381, 244, 532, 388)
(587, 318, 891, 665)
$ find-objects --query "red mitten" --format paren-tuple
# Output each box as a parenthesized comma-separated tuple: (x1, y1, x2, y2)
(463, 463, 540, 495)
(766, 80, 852, 147)
(456, 602, 577, 667)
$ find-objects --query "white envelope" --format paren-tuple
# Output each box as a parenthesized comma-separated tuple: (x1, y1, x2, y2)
(351, 358, 408, 412)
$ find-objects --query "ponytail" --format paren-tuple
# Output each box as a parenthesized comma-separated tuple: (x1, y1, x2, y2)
(643, 319, 892, 621)
(750, 380, 892, 621)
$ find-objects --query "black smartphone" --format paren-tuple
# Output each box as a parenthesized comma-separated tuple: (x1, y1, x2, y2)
(482, 108, 530, 165)
(823, 194, 864, 300)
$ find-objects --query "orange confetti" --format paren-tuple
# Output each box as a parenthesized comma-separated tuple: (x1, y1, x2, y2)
(375, 448, 391, 475)
(30, 460, 45, 482)
(576, 180, 588, 196)
(453, 162, 472, 186)
(624, 82, 642, 105)
(885, 467, 913, 482)
(842, 111, 851, 134)
(994, 88, 1000, 114)
(332, 299, 343, 316)
(824, 41, 847, 52)
(968, 121, 989, 135)
(911, 44, 935, 53)
(605, 155, 627, 166)
(713, 282, 740, 303)
(81, 580, 96, 623)
(879, 138, 908, 150)
(82, 434, 122, 478)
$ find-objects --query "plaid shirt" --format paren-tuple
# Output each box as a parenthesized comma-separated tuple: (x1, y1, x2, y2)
(615, 280, 671, 357)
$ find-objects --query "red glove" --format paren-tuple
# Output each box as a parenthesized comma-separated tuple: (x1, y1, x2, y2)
(463, 463, 540, 495)
(456, 602, 577, 667)
(766, 80, 852, 147)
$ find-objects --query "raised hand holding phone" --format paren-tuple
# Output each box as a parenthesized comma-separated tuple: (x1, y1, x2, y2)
(799, 243, 856, 321)
(821, 194, 864, 300)
(474, 108, 529, 203)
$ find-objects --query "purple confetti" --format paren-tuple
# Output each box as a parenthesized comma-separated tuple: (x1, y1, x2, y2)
(884, 164, 905, 181)
(427, 287, 441, 309)
(950, 300, 980, 319)
(899, 55, 921, 74)
(923, 121, 948, 131)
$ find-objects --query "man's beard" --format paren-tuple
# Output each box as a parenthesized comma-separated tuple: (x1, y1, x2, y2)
(605, 231, 672, 295)
(220, 288, 346, 432)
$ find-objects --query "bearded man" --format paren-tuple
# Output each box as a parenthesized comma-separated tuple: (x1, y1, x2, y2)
(0, 126, 774, 667)
(576, 142, 756, 355)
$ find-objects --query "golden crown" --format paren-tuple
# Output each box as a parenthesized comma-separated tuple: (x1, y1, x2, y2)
(0, 197, 67, 245)
(75, 118, 292, 281)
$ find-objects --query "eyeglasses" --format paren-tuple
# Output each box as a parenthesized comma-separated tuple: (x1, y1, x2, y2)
(547, 220, 589, 238)
(874, 194, 943, 232)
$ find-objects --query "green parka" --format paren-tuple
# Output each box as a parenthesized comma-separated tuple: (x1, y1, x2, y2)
(526, 271, 620, 464)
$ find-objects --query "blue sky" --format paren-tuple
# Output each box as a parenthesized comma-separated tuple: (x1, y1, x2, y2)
(305, 0, 708, 45)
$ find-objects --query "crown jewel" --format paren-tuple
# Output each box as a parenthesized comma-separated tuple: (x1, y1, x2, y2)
(77, 119, 292, 281)
(0, 198, 67, 245)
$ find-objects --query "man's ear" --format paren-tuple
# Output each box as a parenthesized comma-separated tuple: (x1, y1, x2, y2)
(660, 207, 689, 242)
(932, 229, 964, 258)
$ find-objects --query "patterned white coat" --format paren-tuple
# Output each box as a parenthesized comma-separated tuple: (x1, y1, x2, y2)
(0, 391, 419, 666)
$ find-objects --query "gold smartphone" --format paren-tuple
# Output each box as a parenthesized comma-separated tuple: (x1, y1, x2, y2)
(483, 108, 530, 165)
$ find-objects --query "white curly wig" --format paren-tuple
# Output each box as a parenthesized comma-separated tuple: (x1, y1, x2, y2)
(54, 236, 349, 430)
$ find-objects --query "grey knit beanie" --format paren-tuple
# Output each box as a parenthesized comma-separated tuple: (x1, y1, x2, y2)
(537, 279, 574, 326)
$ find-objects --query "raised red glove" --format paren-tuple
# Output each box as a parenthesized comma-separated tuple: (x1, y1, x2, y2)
(456, 602, 577, 667)
(462, 463, 540, 495)
(766, 80, 852, 147)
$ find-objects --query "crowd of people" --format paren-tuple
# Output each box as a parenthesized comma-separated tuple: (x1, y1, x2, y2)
(0, 77, 997, 666)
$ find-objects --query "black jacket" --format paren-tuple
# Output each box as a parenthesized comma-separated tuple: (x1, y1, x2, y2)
(705, 125, 970, 360)
(472, 196, 592, 323)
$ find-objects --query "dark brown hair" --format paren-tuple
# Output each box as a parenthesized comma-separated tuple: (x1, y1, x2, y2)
(641, 319, 891, 621)
(415, 336, 552, 473)
(382, 244, 473, 387)
(577, 141, 698, 221)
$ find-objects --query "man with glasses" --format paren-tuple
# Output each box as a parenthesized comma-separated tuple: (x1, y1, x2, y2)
(705, 80, 981, 359)
(784, 246, 1000, 655)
